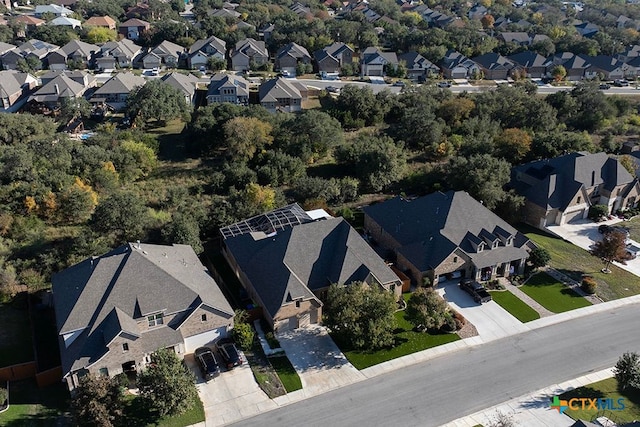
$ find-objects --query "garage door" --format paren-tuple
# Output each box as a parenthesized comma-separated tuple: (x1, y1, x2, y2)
(183, 327, 227, 353)
(565, 209, 586, 224)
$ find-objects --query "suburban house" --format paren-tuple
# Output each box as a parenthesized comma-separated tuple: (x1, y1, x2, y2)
(0, 42, 17, 69)
(231, 38, 269, 72)
(0, 70, 36, 111)
(507, 51, 551, 78)
(398, 52, 440, 81)
(258, 77, 305, 113)
(95, 39, 141, 70)
(509, 152, 640, 229)
(471, 53, 516, 80)
(119, 18, 150, 41)
(313, 42, 354, 74)
(549, 52, 591, 80)
(161, 72, 200, 105)
(46, 40, 99, 71)
(221, 204, 402, 331)
(2, 39, 59, 70)
(90, 72, 146, 111)
(439, 50, 481, 79)
(142, 40, 184, 69)
(211, 8, 241, 19)
(49, 16, 82, 29)
(582, 55, 627, 80)
(498, 32, 532, 45)
(363, 191, 532, 286)
(52, 242, 235, 391)
(35, 4, 73, 18)
(275, 42, 311, 76)
(206, 72, 251, 105)
(28, 70, 95, 111)
(188, 36, 226, 69)
(84, 15, 117, 30)
(360, 47, 398, 77)
(13, 15, 46, 34)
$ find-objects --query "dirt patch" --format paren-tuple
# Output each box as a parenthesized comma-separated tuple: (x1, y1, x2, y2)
(244, 340, 286, 399)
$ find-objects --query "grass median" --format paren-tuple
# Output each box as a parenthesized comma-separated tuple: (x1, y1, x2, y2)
(489, 290, 540, 322)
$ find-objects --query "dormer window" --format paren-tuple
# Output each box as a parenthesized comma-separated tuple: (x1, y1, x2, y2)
(478, 243, 484, 252)
(147, 313, 164, 327)
(492, 241, 498, 249)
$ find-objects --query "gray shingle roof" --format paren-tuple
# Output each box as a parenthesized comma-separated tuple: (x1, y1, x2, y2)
(52, 243, 233, 375)
(224, 216, 400, 318)
(511, 152, 636, 211)
(364, 191, 530, 272)
(92, 72, 146, 96)
(259, 77, 302, 103)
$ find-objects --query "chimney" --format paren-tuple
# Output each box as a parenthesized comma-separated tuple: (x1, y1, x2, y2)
(54, 84, 59, 95)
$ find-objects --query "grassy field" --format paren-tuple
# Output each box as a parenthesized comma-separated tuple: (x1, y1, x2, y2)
(269, 356, 302, 393)
(560, 377, 640, 425)
(489, 290, 540, 322)
(520, 272, 592, 313)
(0, 378, 69, 426)
(123, 394, 205, 427)
(0, 301, 34, 367)
(622, 216, 640, 243)
(342, 299, 460, 370)
(521, 224, 640, 300)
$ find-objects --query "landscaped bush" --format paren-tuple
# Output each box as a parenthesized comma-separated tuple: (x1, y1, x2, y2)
(440, 314, 457, 333)
(0, 385, 7, 408)
(582, 276, 598, 294)
(265, 332, 281, 349)
(588, 204, 609, 221)
(113, 372, 129, 391)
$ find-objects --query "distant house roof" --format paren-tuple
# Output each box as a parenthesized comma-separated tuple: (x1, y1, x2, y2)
(92, 72, 146, 96)
(0, 70, 23, 99)
(28, 73, 87, 103)
(223, 214, 401, 318)
(190, 35, 226, 55)
(259, 77, 303, 103)
(398, 51, 439, 71)
(471, 52, 516, 71)
(510, 152, 635, 211)
(276, 42, 311, 61)
(152, 40, 184, 58)
(499, 32, 531, 44)
(364, 191, 531, 272)
(49, 16, 82, 28)
(85, 16, 117, 29)
(18, 39, 60, 58)
(13, 15, 46, 26)
(583, 54, 623, 72)
(52, 243, 234, 376)
(161, 72, 199, 100)
(507, 51, 550, 68)
(235, 38, 268, 57)
(35, 4, 73, 16)
(440, 49, 478, 70)
(206, 73, 251, 99)
(60, 40, 99, 58)
(0, 42, 16, 55)
(362, 47, 398, 65)
(120, 18, 150, 28)
(212, 8, 241, 19)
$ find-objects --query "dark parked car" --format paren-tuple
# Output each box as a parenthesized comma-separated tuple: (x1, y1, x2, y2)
(598, 224, 630, 238)
(216, 339, 243, 369)
(195, 347, 220, 380)
(599, 83, 611, 90)
(459, 279, 492, 303)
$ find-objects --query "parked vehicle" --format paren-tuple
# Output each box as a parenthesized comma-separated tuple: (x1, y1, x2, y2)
(614, 79, 630, 87)
(393, 80, 406, 87)
(437, 81, 452, 88)
(216, 338, 243, 369)
(599, 83, 611, 90)
(459, 279, 492, 303)
(195, 347, 220, 380)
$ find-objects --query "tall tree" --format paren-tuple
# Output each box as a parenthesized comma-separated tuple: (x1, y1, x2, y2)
(405, 287, 450, 331)
(223, 117, 273, 161)
(138, 348, 199, 417)
(324, 282, 397, 350)
(91, 192, 149, 242)
(614, 352, 640, 391)
(591, 230, 628, 273)
(71, 374, 123, 427)
(126, 80, 190, 126)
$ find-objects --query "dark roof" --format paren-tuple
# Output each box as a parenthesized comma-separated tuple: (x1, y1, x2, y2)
(224, 216, 400, 318)
(220, 203, 312, 239)
(362, 47, 398, 65)
(363, 191, 530, 271)
(511, 152, 635, 210)
(507, 51, 550, 68)
(471, 52, 515, 71)
(52, 243, 233, 375)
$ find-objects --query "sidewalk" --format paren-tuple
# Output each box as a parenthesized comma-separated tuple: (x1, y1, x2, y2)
(501, 279, 554, 318)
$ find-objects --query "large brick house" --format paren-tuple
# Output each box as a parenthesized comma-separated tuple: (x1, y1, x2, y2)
(363, 191, 532, 286)
(509, 152, 640, 229)
(52, 243, 234, 391)
(221, 204, 402, 331)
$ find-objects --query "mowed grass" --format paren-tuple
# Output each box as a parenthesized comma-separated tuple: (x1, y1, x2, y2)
(0, 378, 68, 426)
(342, 297, 460, 370)
(123, 393, 205, 427)
(560, 377, 640, 425)
(269, 356, 302, 392)
(520, 224, 640, 301)
(520, 272, 591, 313)
(489, 290, 540, 322)
(0, 302, 34, 367)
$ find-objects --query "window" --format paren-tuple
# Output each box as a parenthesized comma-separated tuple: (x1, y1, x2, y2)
(122, 343, 129, 352)
(295, 300, 301, 308)
(591, 171, 595, 187)
(201, 314, 207, 322)
(147, 313, 163, 327)
(577, 196, 581, 204)
(453, 256, 458, 263)
(99, 367, 109, 377)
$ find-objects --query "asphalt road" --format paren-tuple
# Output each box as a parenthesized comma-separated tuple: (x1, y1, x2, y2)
(234, 303, 640, 427)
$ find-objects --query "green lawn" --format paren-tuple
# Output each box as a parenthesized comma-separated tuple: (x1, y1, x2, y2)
(521, 224, 640, 301)
(559, 377, 640, 424)
(341, 299, 460, 370)
(123, 394, 205, 427)
(0, 301, 34, 367)
(519, 272, 592, 313)
(269, 356, 302, 393)
(0, 378, 69, 426)
(489, 290, 540, 322)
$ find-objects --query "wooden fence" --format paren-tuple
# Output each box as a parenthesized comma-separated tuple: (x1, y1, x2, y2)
(0, 361, 37, 382)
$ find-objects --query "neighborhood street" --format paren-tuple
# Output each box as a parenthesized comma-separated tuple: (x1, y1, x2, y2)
(233, 302, 640, 427)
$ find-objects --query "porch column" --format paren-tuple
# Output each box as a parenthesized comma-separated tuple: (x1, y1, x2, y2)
(517, 258, 526, 275)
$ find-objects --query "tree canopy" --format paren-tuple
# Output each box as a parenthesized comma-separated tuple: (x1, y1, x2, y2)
(126, 80, 191, 126)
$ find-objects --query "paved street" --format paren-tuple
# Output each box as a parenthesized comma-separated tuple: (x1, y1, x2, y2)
(233, 300, 640, 427)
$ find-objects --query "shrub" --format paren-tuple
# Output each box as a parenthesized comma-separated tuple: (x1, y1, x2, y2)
(232, 321, 255, 350)
(581, 276, 597, 294)
(0, 386, 7, 406)
(614, 352, 640, 391)
(265, 332, 281, 349)
(113, 373, 129, 391)
(441, 314, 457, 333)
(588, 204, 609, 221)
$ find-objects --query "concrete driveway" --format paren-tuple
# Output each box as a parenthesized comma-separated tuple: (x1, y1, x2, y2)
(547, 218, 640, 277)
(185, 352, 277, 426)
(437, 280, 529, 341)
(276, 325, 365, 395)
